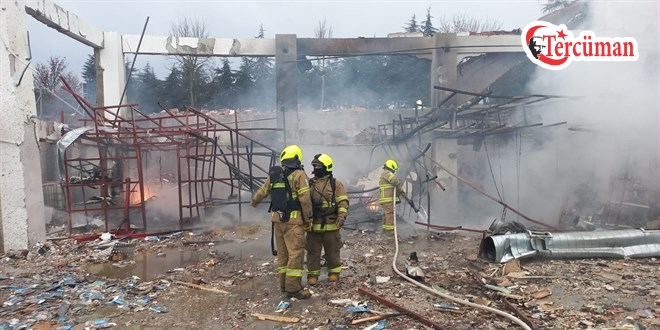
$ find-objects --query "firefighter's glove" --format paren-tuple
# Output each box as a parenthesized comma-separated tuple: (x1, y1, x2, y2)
(337, 217, 345, 229)
(304, 222, 313, 232)
(409, 200, 416, 210)
(250, 200, 258, 208)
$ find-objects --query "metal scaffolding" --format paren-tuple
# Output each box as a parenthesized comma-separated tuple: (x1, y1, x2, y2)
(58, 80, 282, 234)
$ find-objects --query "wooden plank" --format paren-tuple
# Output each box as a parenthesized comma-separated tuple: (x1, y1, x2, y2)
(251, 313, 300, 323)
(174, 280, 230, 294)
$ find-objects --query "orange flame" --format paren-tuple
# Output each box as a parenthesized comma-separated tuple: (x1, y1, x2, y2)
(131, 186, 155, 205)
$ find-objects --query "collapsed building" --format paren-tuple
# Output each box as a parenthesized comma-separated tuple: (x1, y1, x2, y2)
(2, 0, 660, 263)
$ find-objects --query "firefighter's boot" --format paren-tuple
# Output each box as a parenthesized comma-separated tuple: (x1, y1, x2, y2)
(328, 273, 340, 283)
(307, 276, 318, 286)
(287, 289, 312, 300)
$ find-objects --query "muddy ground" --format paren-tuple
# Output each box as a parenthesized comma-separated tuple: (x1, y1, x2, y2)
(1, 220, 659, 330)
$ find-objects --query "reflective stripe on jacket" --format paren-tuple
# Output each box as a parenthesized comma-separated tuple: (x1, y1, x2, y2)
(379, 170, 405, 204)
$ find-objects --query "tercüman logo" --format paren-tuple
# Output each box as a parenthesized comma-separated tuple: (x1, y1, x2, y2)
(521, 21, 639, 70)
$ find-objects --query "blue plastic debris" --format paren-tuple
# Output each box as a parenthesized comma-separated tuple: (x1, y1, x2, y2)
(363, 319, 388, 330)
(149, 304, 168, 313)
(275, 301, 291, 313)
(9, 286, 33, 295)
(56, 324, 74, 330)
(79, 290, 106, 302)
(134, 296, 150, 307)
(61, 274, 77, 287)
(144, 236, 160, 242)
(345, 305, 372, 313)
(84, 319, 116, 328)
(110, 295, 126, 306)
(3, 295, 23, 307)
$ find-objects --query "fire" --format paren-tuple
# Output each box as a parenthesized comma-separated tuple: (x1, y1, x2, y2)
(130, 186, 155, 205)
(367, 201, 380, 212)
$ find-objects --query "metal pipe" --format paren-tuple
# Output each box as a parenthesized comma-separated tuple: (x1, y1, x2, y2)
(483, 228, 660, 263)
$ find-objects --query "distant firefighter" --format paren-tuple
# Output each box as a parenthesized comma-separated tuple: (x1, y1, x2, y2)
(379, 159, 407, 232)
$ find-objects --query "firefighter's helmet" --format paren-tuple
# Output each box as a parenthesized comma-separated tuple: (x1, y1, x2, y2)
(384, 159, 399, 172)
(280, 145, 302, 163)
(311, 153, 333, 173)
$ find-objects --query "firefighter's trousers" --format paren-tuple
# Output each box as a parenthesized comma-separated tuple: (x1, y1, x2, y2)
(381, 202, 395, 230)
(306, 230, 343, 278)
(274, 222, 306, 293)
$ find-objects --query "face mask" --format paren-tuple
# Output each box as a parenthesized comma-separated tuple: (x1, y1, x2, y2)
(313, 167, 327, 178)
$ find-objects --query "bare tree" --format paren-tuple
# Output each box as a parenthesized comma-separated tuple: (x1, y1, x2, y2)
(437, 13, 503, 33)
(315, 18, 333, 110)
(33, 56, 82, 118)
(170, 16, 210, 107)
(542, 0, 575, 14)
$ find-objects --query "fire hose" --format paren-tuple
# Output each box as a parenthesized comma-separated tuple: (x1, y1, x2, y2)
(390, 191, 532, 330)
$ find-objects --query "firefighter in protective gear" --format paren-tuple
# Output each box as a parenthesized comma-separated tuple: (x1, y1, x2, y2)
(306, 153, 349, 285)
(251, 145, 314, 299)
(379, 159, 406, 231)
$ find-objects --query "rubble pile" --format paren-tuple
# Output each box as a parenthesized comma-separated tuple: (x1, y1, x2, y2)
(1, 225, 659, 329)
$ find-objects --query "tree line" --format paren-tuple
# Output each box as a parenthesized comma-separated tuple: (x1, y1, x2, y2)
(34, 5, 576, 119)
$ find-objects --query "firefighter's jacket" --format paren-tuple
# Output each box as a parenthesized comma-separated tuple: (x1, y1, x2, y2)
(252, 168, 313, 225)
(379, 170, 406, 204)
(309, 174, 349, 232)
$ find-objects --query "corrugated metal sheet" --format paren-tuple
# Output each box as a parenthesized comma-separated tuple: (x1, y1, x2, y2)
(483, 229, 660, 263)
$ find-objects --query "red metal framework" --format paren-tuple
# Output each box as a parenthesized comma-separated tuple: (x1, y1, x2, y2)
(58, 79, 282, 234)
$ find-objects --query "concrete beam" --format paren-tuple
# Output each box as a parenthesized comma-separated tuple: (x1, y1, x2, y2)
(122, 35, 276, 56)
(123, 35, 433, 57)
(122, 34, 521, 57)
(451, 35, 522, 55)
(23, 0, 104, 48)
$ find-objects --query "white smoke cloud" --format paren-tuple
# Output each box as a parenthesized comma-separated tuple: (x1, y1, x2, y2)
(463, 1, 660, 229)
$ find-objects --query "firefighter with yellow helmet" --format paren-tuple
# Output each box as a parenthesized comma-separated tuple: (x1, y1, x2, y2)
(306, 153, 349, 285)
(251, 145, 314, 299)
(379, 159, 406, 231)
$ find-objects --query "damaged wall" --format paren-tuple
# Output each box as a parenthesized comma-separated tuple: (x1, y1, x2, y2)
(0, 1, 47, 252)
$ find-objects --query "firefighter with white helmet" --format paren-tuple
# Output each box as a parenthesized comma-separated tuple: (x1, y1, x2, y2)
(251, 145, 313, 299)
(379, 159, 406, 231)
(306, 153, 349, 285)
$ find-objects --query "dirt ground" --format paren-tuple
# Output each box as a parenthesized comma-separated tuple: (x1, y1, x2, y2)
(1, 221, 659, 330)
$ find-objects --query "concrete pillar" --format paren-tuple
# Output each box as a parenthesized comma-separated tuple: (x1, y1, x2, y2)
(0, 2, 47, 252)
(97, 32, 126, 113)
(430, 33, 458, 126)
(275, 34, 299, 144)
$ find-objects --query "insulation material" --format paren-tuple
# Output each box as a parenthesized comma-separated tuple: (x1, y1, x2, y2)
(483, 229, 660, 263)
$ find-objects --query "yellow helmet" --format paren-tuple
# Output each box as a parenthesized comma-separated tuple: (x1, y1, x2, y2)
(280, 145, 302, 163)
(384, 159, 398, 172)
(311, 153, 333, 173)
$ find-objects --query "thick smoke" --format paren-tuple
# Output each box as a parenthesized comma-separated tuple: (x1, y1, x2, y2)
(457, 1, 659, 229)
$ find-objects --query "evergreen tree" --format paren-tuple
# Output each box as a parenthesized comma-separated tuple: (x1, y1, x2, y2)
(234, 57, 254, 108)
(421, 7, 438, 37)
(210, 58, 236, 108)
(251, 24, 275, 111)
(161, 65, 187, 109)
(404, 14, 420, 33)
(82, 54, 96, 104)
(135, 63, 162, 113)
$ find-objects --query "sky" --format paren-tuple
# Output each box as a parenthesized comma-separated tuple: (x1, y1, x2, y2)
(26, 0, 548, 78)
